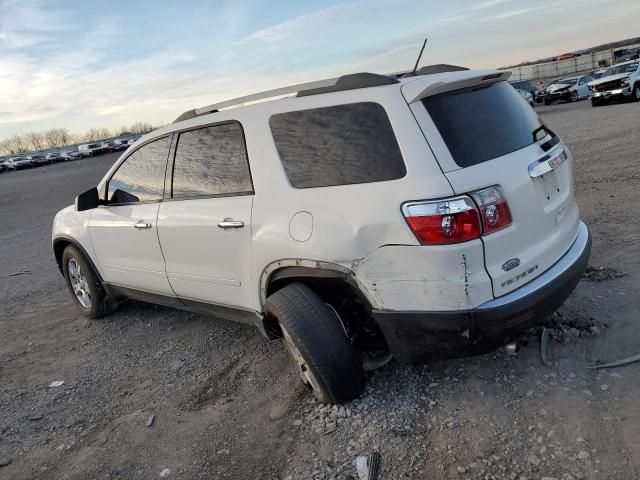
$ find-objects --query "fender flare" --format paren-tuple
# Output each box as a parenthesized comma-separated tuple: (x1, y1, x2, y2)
(259, 259, 379, 310)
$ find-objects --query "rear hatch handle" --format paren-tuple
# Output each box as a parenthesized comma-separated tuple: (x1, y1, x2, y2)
(528, 148, 568, 178)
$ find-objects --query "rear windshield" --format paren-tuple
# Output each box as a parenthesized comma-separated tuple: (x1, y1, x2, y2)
(422, 81, 542, 168)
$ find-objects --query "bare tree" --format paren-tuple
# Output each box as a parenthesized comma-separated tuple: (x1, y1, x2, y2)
(128, 122, 153, 134)
(43, 128, 73, 148)
(116, 126, 130, 136)
(25, 131, 46, 151)
(6, 134, 27, 154)
(81, 127, 112, 142)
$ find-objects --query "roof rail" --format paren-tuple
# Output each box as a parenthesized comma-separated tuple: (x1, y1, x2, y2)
(173, 72, 398, 123)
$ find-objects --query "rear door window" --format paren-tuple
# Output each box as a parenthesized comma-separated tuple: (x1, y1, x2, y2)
(171, 122, 253, 198)
(107, 136, 171, 204)
(270, 102, 406, 189)
(422, 81, 543, 168)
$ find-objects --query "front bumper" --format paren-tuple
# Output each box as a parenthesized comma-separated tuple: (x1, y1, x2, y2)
(374, 221, 591, 364)
(545, 90, 571, 102)
(592, 87, 632, 100)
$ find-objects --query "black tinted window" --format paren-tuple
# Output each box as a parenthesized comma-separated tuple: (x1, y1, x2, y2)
(172, 123, 252, 198)
(107, 136, 170, 203)
(270, 103, 406, 189)
(422, 81, 543, 168)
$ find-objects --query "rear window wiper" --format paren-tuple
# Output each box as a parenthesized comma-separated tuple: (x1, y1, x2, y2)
(533, 125, 560, 152)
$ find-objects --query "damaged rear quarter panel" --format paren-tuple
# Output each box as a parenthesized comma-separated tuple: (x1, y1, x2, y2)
(352, 241, 493, 311)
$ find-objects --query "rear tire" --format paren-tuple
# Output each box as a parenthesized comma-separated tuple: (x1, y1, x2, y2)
(62, 245, 110, 319)
(265, 283, 365, 404)
(591, 98, 601, 107)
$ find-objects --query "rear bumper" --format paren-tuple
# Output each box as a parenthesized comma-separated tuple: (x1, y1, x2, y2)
(374, 221, 591, 364)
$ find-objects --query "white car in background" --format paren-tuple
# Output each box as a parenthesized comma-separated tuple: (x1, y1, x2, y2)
(588, 60, 640, 106)
(5, 156, 32, 170)
(52, 67, 591, 404)
(543, 75, 593, 104)
(77, 143, 105, 157)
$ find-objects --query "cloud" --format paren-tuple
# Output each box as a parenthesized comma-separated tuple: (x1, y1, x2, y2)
(235, 4, 356, 45)
(0, 0, 69, 49)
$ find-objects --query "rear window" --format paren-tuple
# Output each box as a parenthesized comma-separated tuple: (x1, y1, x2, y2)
(270, 102, 406, 189)
(422, 81, 543, 168)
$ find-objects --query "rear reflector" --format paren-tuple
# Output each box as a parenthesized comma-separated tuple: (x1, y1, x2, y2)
(470, 185, 512, 235)
(402, 196, 481, 245)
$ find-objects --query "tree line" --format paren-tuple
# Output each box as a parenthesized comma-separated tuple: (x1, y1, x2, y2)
(0, 122, 156, 156)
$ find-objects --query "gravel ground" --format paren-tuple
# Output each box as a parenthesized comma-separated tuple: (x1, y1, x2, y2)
(1, 99, 639, 480)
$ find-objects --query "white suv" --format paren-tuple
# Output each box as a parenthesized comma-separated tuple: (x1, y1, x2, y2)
(52, 67, 591, 404)
(588, 59, 640, 106)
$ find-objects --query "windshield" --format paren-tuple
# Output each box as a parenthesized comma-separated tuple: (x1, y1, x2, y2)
(604, 62, 639, 76)
(556, 79, 577, 86)
(422, 81, 543, 168)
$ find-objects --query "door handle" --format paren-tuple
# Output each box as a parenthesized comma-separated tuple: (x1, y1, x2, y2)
(134, 220, 152, 229)
(218, 218, 244, 229)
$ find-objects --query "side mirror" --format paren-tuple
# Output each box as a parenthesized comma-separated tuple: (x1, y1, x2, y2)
(75, 187, 100, 211)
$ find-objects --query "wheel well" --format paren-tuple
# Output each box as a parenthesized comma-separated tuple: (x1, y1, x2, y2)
(263, 268, 388, 357)
(53, 239, 71, 274)
(52, 238, 103, 282)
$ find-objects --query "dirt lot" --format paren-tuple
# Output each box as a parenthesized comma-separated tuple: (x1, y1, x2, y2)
(1, 99, 639, 480)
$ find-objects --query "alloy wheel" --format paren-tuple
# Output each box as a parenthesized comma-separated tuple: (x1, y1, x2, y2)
(68, 258, 92, 308)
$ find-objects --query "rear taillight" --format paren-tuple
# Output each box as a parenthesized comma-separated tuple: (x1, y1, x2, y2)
(470, 185, 512, 235)
(402, 196, 481, 245)
(402, 185, 512, 245)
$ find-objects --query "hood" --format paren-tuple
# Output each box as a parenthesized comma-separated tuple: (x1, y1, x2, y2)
(546, 83, 572, 93)
(588, 72, 630, 86)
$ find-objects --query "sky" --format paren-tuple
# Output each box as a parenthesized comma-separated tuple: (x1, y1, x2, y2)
(1, 0, 639, 139)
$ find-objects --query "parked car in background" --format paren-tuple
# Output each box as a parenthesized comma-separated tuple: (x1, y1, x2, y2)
(6, 156, 32, 170)
(590, 69, 608, 80)
(53, 68, 590, 403)
(27, 153, 49, 166)
(78, 143, 105, 157)
(517, 89, 534, 107)
(0, 161, 6, 173)
(544, 75, 593, 104)
(64, 150, 82, 160)
(589, 60, 640, 106)
(100, 141, 117, 152)
(510, 80, 543, 103)
(112, 139, 130, 151)
(46, 152, 65, 163)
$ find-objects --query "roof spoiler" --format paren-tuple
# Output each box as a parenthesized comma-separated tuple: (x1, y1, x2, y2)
(402, 70, 512, 104)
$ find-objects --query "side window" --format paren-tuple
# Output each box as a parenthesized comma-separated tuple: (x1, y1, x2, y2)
(172, 123, 253, 198)
(107, 136, 171, 204)
(270, 102, 406, 189)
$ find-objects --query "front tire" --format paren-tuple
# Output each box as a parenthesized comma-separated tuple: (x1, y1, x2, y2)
(591, 98, 601, 107)
(570, 90, 578, 102)
(62, 245, 110, 319)
(265, 283, 365, 404)
(633, 83, 640, 102)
